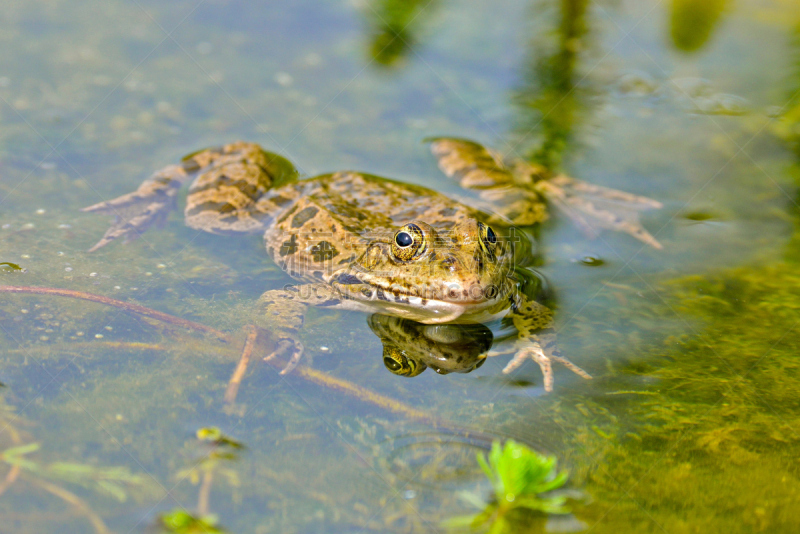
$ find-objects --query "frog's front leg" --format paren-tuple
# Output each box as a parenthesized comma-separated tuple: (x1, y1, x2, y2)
(257, 283, 343, 374)
(504, 297, 592, 392)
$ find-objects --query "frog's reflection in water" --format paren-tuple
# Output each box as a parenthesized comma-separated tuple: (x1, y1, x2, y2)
(368, 314, 492, 377)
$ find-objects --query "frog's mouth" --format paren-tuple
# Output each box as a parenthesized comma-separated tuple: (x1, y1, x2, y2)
(331, 271, 506, 323)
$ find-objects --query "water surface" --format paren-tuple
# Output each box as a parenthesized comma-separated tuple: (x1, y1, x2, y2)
(1, 0, 800, 532)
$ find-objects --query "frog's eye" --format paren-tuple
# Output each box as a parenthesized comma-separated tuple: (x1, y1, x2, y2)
(392, 223, 427, 262)
(485, 225, 497, 244)
(395, 231, 413, 247)
(478, 222, 498, 255)
(383, 349, 426, 377)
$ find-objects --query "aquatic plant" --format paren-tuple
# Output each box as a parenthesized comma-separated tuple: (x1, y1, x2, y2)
(163, 427, 244, 533)
(156, 510, 227, 533)
(445, 440, 571, 532)
(0, 439, 150, 533)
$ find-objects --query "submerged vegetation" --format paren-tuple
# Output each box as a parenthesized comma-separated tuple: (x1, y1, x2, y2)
(156, 427, 242, 534)
(0, 394, 153, 533)
(563, 256, 800, 532)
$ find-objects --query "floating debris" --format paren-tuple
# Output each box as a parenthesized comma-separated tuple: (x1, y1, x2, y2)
(578, 256, 605, 267)
(275, 72, 293, 86)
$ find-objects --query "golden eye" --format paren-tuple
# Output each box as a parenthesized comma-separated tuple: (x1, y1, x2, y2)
(392, 223, 427, 262)
(384, 355, 403, 373)
(383, 349, 426, 377)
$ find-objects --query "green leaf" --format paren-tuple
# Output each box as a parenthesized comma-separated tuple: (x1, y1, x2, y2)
(477, 450, 502, 497)
(6, 458, 39, 471)
(441, 513, 480, 529)
(2, 443, 41, 471)
(487, 515, 510, 534)
(197, 427, 244, 450)
(470, 505, 498, 529)
(3, 443, 41, 458)
(96, 480, 128, 502)
(532, 470, 569, 494)
(43, 461, 144, 500)
(0, 262, 24, 273)
(515, 494, 570, 514)
(196, 427, 222, 441)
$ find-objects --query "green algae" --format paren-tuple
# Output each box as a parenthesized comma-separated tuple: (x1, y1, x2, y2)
(576, 259, 800, 533)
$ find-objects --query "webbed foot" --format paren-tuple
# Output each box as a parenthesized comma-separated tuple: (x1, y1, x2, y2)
(507, 297, 592, 392)
(81, 164, 186, 251)
(502, 338, 591, 392)
(536, 174, 663, 249)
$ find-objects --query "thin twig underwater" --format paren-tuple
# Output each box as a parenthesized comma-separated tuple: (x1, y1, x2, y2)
(0, 284, 460, 427)
(0, 285, 229, 340)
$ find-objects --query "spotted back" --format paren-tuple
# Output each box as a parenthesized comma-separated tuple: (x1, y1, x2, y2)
(263, 171, 482, 283)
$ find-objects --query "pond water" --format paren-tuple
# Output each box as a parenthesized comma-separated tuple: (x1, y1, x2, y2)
(1, 0, 800, 532)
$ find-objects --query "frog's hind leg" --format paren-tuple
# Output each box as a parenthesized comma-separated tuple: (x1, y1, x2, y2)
(429, 137, 663, 247)
(183, 143, 298, 234)
(82, 141, 298, 251)
(535, 174, 663, 249)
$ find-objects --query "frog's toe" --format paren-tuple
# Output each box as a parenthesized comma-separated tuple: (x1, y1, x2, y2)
(82, 164, 185, 251)
(503, 343, 554, 392)
(502, 341, 591, 392)
(264, 337, 304, 375)
(550, 353, 592, 380)
(536, 174, 663, 249)
(82, 192, 175, 251)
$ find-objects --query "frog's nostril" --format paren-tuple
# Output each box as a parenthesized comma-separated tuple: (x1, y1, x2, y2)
(440, 254, 459, 272)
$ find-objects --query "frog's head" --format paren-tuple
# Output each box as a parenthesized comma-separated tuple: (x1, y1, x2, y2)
(333, 218, 513, 323)
(368, 314, 492, 377)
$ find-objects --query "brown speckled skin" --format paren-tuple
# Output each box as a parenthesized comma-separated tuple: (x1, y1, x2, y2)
(82, 138, 660, 389)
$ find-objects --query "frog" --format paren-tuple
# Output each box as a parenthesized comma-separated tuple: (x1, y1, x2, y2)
(368, 314, 493, 377)
(82, 138, 662, 391)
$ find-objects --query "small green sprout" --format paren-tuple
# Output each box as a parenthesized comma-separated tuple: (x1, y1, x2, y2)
(157, 510, 227, 533)
(445, 440, 571, 532)
(176, 427, 243, 486)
